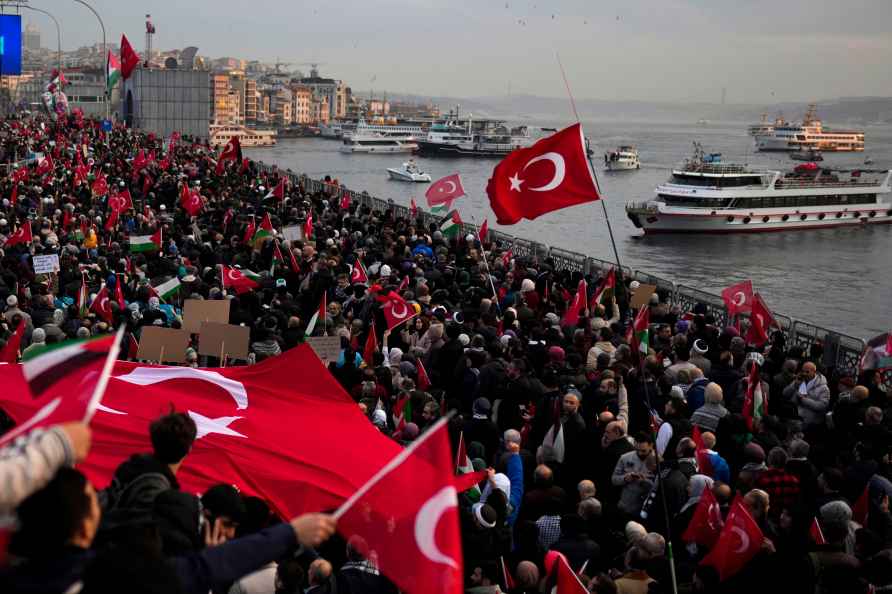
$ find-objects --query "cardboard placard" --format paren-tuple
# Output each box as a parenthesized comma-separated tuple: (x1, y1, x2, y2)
(32, 254, 60, 274)
(306, 336, 341, 364)
(136, 327, 190, 363)
(282, 224, 305, 243)
(198, 322, 250, 360)
(182, 299, 231, 334)
(630, 283, 657, 309)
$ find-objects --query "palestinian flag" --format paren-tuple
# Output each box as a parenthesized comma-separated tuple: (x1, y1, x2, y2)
(149, 277, 181, 301)
(252, 213, 274, 247)
(393, 392, 412, 432)
(438, 209, 463, 238)
(271, 240, 286, 274)
(742, 363, 767, 431)
(430, 204, 448, 217)
(455, 431, 481, 501)
(630, 305, 650, 357)
(304, 293, 327, 337)
(21, 333, 119, 400)
(590, 268, 616, 312)
(106, 50, 121, 94)
(264, 178, 286, 201)
(129, 228, 162, 252)
(77, 273, 89, 317)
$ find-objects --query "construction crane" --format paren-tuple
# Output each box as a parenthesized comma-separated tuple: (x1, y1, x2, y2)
(272, 58, 294, 74)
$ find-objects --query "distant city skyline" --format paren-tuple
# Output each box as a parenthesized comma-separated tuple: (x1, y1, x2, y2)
(18, 0, 892, 103)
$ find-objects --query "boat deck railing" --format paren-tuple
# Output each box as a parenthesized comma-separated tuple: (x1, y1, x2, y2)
(256, 163, 883, 388)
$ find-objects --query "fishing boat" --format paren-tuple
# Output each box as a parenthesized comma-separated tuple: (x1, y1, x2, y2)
(386, 160, 431, 182)
(604, 146, 640, 171)
(625, 143, 892, 234)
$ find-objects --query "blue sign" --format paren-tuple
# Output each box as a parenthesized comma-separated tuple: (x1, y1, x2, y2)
(101, 119, 113, 132)
(0, 14, 22, 76)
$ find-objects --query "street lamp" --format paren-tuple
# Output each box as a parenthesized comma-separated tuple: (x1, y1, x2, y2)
(14, 4, 62, 73)
(71, 0, 107, 117)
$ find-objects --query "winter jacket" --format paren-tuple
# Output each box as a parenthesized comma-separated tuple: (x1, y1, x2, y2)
(784, 373, 831, 426)
(0, 426, 74, 513)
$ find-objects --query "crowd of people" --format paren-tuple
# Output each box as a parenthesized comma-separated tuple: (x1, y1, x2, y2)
(1, 112, 891, 594)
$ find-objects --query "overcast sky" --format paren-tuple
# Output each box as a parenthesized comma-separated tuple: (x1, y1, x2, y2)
(24, 0, 892, 103)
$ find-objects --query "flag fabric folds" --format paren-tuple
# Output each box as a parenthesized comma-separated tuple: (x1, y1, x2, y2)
(486, 124, 599, 225)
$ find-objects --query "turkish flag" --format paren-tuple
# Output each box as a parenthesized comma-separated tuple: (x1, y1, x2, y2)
(561, 279, 587, 327)
(36, 155, 54, 176)
(132, 148, 148, 173)
(109, 189, 134, 213)
(416, 359, 431, 391)
(410, 197, 418, 218)
(92, 174, 109, 197)
(478, 219, 489, 242)
(721, 280, 754, 316)
(222, 266, 260, 295)
(114, 276, 126, 310)
(363, 322, 378, 366)
(215, 137, 243, 175)
(104, 208, 119, 232)
(809, 517, 826, 545)
(425, 173, 465, 207)
(682, 486, 723, 547)
(381, 291, 417, 330)
(180, 185, 203, 217)
(336, 417, 463, 594)
(745, 293, 775, 346)
(554, 554, 588, 594)
(0, 345, 403, 519)
(4, 221, 32, 248)
(242, 218, 256, 245)
(700, 498, 763, 581)
(91, 286, 113, 322)
(486, 124, 598, 225)
(852, 484, 869, 525)
(351, 259, 368, 285)
(304, 211, 313, 239)
(120, 34, 140, 79)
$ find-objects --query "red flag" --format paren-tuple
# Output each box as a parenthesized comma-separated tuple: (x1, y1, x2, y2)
(180, 184, 203, 217)
(0, 345, 404, 520)
(692, 425, 713, 477)
(142, 175, 154, 196)
(351, 259, 368, 285)
(561, 279, 587, 327)
(339, 192, 351, 210)
(589, 268, 616, 311)
(363, 323, 378, 366)
(381, 291, 417, 330)
(114, 276, 126, 310)
(267, 177, 286, 201)
(682, 486, 723, 547)
(92, 174, 109, 197)
(809, 517, 826, 545)
(501, 248, 513, 270)
(416, 359, 431, 391)
(0, 333, 121, 448)
(555, 554, 588, 594)
(288, 245, 301, 274)
(398, 276, 410, 292)
(0, 321, 26, 364)
(853, 484, 870, 525)
(4, 221, 32, 247)
(215, 137, 242, 175)
(486, 124, 598, 225)
(90, 286, 113, 322)
(127, 333, 139, 360)
(425, 173, 465, 207)
(243, 217, 256, 245)
(745, 293, 775, 346)
(478, 219, 489, 242)
(239, 157, 250, 174)
(109, 189, 134, 213)
(700, 498, 763, 581)
(104, 208, 119, 232)
(120, 34, 140, 79)
(62, 209, 72, 230)
(304, 211, 314, 239)
(36, 155, 54, 176)
(721, 280, 754, 316)
(150, 228, 163, 250)
(335, 417, 463, 594)
(132, 149, 148, 174)
(222, 266, 260, 295)
(410, 197, 418, 218)
(500, 557, 516, 591)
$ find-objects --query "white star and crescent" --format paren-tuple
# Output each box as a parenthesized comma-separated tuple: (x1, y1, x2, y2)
(508, 152, 566, 193)
(414, 485, 459, 569)
(733, 291, 747, 307)
(188, 410, 247, 440)
(731, 525, 750, 554)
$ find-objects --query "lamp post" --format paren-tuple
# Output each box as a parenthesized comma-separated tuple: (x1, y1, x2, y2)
(11, 4, 62, 74)
(72, 0, 107, 118)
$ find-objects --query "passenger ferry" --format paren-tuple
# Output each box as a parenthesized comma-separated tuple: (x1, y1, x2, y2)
(625, 144, 892, 234)
(340, 136, 418, 154)
(210, 124, 277, 147)
(747, 113, 778, 136)
(754, 104, 865, 152)
(342, 120, 425, 140)
(417, 119, 533, 157)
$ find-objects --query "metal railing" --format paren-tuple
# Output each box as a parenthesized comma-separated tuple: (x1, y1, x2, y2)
(265, 165, 871, 378)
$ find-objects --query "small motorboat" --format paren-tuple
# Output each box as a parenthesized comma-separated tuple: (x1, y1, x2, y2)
(386, 160, 431, 183)
(865, 156, 874, 165)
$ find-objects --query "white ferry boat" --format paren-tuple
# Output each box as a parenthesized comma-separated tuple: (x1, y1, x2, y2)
(417, 117, 533, 157)
(604, 146, 640, 171)
(747, 113, 778, 136)
(754, 104, 864, 152)
(210, 124, 277, 147)
(343, 120, 425, 141)
(319, 122, 346, 139)
(340, 136, 418, 154)
(625, 144, 892, 234)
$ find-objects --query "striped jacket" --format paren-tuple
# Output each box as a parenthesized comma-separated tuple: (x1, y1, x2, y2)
(1, 427, 74, 514)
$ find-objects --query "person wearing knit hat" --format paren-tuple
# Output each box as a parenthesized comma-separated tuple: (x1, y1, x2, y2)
(22, 328, 46, 359)
(520, 278, 535, 293)
(547, 345, 566, 364)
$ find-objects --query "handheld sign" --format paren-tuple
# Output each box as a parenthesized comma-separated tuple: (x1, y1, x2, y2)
(198, 322, 250, 360)
(32, 254, 60, 274)
(182, 299, 231, 334)
(136, 327, 190, 363)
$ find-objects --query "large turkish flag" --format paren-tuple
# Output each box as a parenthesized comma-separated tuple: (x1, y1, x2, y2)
(0, 345, 401, 518)
(486, 123, 599, 225)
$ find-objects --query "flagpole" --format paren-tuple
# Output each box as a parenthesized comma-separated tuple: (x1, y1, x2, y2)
(333, 412, 454, 520)
(555, 52, 625, 293)
(469, 215, 502, 315)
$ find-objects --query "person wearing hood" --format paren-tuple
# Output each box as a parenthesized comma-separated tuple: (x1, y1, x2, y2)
(21, 327, 46, 358)
(463, 398, 500, 466)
